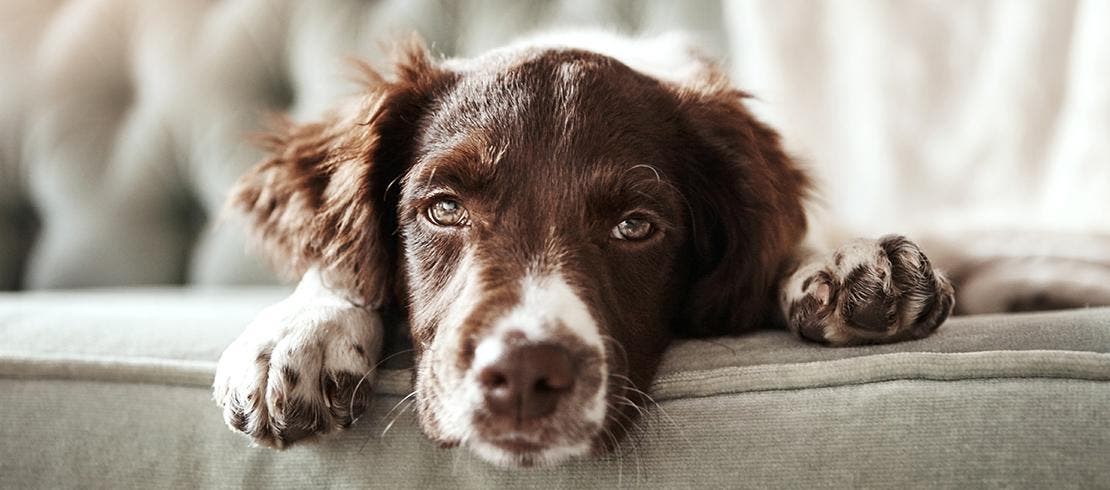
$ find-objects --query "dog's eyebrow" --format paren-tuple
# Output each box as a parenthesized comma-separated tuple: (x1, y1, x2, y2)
(421, 162, 491, 195)
(605, 163, 682, 198)
(412, 137, 503, 194)
(587, 163, 687, 224)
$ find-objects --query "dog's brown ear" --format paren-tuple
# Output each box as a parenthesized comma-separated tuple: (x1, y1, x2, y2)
(230, 38, 450, 307)
(673, 77, 811, 336)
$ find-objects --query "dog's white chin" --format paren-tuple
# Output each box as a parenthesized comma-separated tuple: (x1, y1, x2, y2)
(468, 438, 593, 468)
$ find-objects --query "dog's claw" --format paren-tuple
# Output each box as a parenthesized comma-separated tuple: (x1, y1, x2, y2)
(786, 235, 955, 346)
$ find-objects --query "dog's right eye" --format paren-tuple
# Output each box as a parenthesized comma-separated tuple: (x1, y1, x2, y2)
(426, 198, 469, 227)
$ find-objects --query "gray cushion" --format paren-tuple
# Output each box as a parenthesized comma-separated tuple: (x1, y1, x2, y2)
(2, 289, 1108, 488)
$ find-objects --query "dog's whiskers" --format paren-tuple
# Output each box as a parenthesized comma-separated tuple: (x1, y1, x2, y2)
(380, 398, 417, 440)
(379, 391, 418, 438)
(600, 334, 631, 374)
(347, 348, 415, 422)
(607, 371, 692, 452)
(612, 375, 692, 448)
(626, 163, 663, 181)
(623, 164, 698, 238)
(347, 348, 415, 423)
(604, 407, 644, 485)
(602, 412, 626, 487)
(359, 389, 417, 453)
(613, 395, 649, 420)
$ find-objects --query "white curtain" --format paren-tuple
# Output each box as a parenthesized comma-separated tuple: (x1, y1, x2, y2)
(723, 0, 1110, 237)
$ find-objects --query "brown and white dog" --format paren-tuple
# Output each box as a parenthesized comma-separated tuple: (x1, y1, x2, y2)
(212, 32, 963, 467)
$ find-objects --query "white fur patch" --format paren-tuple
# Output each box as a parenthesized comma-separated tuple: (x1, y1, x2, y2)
(425, 250, 485, 443)
(469, 439, 592, 468)
(492, 272, 604, 348)
(212, 268, 383, 446)
(472, 272, 607, 464)
(471, 272, 605, 375)
(431, 269, 608, 466)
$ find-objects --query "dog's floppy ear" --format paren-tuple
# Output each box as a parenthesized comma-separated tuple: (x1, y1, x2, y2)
(673, 76, 811, 336)
(230, 38, 450, 307)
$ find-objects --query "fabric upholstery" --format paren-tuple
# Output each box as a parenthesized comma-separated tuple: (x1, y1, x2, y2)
(2, 1, 1108, 290)
(1, 290, 1108, 488)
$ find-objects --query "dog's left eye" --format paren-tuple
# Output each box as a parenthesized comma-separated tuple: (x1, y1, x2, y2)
(427, 198, 468, 227)
(611, 218, 654, 241)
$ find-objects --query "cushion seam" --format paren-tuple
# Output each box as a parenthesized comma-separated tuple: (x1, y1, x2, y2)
(2, 368, 1106, 398)
(652, 374, 1110, 402)
(2, 350, 1108, 400)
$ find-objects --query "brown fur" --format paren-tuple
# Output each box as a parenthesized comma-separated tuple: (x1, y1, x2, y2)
(230, 38, 810, 459)
(230, 39, 454, 308)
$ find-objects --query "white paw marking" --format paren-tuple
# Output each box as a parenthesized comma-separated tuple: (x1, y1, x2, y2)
(213, 269, 383, 447)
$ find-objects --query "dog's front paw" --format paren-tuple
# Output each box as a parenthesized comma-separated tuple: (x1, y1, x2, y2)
(212, 298, 381, 448)
(786, 235, 955, 346)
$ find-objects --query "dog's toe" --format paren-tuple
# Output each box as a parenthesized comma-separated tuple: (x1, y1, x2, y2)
(786, 236, 956, 346)
(212, 303, 381, 448)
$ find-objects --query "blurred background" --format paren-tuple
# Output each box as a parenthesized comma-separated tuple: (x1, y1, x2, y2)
(1, 0, 1107, 292)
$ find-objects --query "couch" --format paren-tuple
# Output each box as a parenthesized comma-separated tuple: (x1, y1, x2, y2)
(2, 1, 1108, 488)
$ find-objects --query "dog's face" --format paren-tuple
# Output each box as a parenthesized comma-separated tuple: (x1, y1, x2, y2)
(234, 40, 808, 467)
(400, 50, 697, 466)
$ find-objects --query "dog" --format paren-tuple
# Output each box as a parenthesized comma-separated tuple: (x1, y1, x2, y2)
(212, 32, 966, 467)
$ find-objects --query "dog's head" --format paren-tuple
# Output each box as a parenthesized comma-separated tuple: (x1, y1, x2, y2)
(233, 37, 808, 467)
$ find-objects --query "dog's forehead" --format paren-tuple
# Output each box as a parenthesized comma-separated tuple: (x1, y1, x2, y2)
(447, 47, 654, 98)
(426, 49, 674, 145)
(407, 49, 682, 192)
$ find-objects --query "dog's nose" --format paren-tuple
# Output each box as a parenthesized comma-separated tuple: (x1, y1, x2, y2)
(477, 343, 575, 421)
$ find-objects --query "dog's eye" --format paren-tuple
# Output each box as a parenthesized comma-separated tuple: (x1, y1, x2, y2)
(427, 199, 468, 227)
(611, 218, 654, 241)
